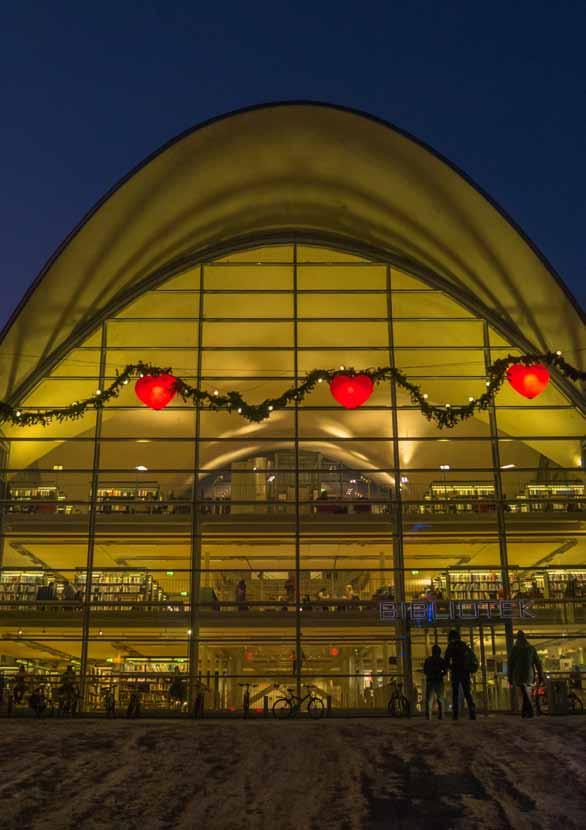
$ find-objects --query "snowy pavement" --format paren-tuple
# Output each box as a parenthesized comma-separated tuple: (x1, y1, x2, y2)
(0, 716, 584, 829)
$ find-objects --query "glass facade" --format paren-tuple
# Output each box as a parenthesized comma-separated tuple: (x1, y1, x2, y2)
(0, 243, 583, 715)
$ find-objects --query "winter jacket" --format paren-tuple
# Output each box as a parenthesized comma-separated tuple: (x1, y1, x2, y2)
(444, 640, 469, 675)
(508, 642, 542, 686)
(423, 656, 447, 683)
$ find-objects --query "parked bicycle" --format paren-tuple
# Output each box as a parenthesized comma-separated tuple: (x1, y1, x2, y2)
(532, 682, 583, 715)
(387, 679, 410, 717)
(56, 684, 79, 716)
(239, 682, 257, 718)
(272, 684, 325, 719)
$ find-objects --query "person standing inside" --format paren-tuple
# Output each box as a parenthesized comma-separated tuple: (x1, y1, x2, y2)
(13, 664, 27, 704)
(508, 630, 543, 718)
(444, 630, 477, 720)
(284, 573, 296, 607)
(423, 644, 447, 720)
(235, 578, 247, 611)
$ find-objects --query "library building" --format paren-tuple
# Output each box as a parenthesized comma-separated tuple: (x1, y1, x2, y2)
(0, 103, 584, 717)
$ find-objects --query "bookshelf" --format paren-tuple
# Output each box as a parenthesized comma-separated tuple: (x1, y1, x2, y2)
(510, 572, 546, 598)
(423, 481, 496, 513)
(7, 484, 71, 514)
(0, 570, 46, 603)
(446, 571, 502, 601)
(74, 570, 167, 609)
(514, 481, 584, 513)
(96, 482, 161, 513)
(88, 661, 188, 710)
(547, 570, 586, 600)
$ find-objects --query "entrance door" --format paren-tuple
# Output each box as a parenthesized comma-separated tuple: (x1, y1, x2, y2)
(409, 623, 510, 715)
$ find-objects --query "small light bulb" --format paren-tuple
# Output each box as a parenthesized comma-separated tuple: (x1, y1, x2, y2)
(318, 378, 323, 383)
(468, 397, 474, 402)
(15, 410, 21, 417)
(339, 365, 345, 371)
(139, 373, 144, 378)
(188, 629, 192, 636)
(268, 405, 273, 411)
(555, 350, 562, 356)
(96, 389, 101, 395)
(485, 381, 490, 387)
(237, 408, 242, 414)
(213, 390, 219, 396)
(423, 394, 428, 400)
(123, 379, 129, 385)
(445, 403, 451, 408)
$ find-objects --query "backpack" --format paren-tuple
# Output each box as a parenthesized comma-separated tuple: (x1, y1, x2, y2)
(464, 645, 479, 674)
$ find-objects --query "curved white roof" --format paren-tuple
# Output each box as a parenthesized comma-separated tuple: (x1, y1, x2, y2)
(1, 102, 583, 402)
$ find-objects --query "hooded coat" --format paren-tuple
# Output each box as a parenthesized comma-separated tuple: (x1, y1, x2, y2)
(509, 641, 543, 686)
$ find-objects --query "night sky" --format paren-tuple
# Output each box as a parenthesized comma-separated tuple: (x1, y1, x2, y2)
(1, 0, 584, 330)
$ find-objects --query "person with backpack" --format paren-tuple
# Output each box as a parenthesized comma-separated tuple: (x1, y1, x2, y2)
(423, 644, 447, 720)
(508, 630, 543, 718)
(444, 629, 477, 720)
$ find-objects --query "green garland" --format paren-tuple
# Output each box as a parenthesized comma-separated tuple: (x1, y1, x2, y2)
(0, 352, 583, 430)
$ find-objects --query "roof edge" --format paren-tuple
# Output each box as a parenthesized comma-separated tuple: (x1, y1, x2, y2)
(1, 99, 583, 350)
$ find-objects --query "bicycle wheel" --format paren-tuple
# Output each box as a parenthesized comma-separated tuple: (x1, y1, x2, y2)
(569, 693, 584, 714)
(272, 697, 293, 719)
(307, 697, 325, 719)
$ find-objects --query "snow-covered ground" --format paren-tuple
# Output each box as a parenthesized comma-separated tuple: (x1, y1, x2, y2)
(0, 716, 584, 829)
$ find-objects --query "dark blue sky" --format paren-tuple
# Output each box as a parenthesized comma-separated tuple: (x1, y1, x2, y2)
(1, 0, 584, 328)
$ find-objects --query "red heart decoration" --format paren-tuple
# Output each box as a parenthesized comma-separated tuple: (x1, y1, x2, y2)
(134, 374, 177, 410)
(329, 374, 374, 409)
(506, 363, 550, 399)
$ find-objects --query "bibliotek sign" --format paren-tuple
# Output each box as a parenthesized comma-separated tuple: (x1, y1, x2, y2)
(379, 599, 536, 623)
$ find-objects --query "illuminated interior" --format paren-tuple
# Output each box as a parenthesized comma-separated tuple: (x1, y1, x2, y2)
(0, 104, 583, 714)
(0, 241, 583, 713)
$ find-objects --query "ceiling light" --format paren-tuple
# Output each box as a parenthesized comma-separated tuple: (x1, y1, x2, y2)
(136, 465, 148, 471)
(136, 439, 151, 443)
(501, 463, 516, 469)
(440, 464, 450, 471)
